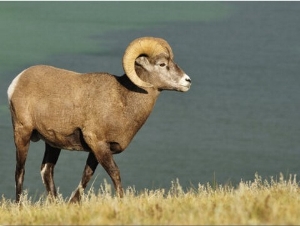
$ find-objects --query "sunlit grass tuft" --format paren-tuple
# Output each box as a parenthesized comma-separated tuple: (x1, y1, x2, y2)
(1, 173, 299, 225)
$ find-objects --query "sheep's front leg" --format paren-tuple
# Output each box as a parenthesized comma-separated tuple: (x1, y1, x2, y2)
(69, 152, 98, 203)
(69, 141, 124, 203)
(97, 150, 124, 198)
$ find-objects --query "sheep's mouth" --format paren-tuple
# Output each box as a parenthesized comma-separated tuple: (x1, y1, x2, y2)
(182, 81, 192, 89)
(177, 74, 191, 91)
(177, 84, 191, 92)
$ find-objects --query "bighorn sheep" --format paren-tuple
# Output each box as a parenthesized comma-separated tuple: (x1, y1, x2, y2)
(7, 36, 191, 203)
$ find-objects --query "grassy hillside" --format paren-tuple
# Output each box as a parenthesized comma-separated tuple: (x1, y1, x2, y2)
(1, 173, 299, 225)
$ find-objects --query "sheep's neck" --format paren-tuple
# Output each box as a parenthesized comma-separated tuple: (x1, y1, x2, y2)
(127, 89, 158, 121)
(123, 79, 159, 122)
(118, 74, 160, 140)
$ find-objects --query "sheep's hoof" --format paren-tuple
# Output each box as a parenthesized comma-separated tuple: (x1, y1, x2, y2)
(69, 190, 81, 203)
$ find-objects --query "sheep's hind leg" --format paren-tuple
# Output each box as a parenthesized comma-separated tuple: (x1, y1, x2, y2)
(40, 143, 61, 200)
(14, 126, 31, 203)
(69, 152, 98, 203)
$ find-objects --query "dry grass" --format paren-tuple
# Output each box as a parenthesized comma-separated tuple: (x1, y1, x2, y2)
(1, 173, 300, 225)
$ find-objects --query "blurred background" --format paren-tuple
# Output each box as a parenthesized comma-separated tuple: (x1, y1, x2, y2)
(1, 2, 300, 200)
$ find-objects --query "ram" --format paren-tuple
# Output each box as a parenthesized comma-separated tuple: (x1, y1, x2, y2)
(7, 36, 191, 203)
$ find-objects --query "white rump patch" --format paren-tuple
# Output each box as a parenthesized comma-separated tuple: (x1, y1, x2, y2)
(7, 69, 25, 101)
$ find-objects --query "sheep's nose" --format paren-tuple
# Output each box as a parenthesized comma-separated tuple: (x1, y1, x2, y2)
(185, 77, 191, 83)
(184, 74, 191, 84)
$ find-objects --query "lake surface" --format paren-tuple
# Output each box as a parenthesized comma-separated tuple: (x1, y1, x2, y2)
(0, 2, 300, 200)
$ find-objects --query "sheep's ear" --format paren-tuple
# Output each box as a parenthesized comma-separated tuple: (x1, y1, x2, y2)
(135, 56, 150, 68)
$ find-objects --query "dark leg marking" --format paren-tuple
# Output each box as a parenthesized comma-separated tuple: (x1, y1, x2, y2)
(40, 143, 61, 199)
(69, 152, 98, 203)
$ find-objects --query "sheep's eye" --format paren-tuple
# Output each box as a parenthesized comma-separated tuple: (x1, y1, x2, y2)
(159, 63, 166, 67)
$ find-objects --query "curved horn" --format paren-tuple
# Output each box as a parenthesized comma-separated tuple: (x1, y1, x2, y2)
(155, 37, 174, 59)
(122, 37, 171, 88)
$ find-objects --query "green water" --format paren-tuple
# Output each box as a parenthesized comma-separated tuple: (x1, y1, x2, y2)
(1, 2, 300, 200)
(0, 2, 230, 72)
